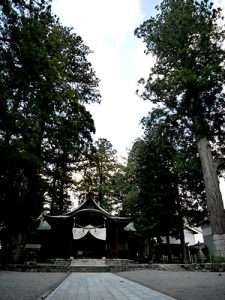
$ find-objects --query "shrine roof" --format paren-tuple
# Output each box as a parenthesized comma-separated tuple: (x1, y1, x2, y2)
(45, 197, 132, 223)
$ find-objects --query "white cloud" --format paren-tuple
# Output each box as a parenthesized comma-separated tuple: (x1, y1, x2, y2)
(52, 0, 143, 46)
(214, 0, 225, 11)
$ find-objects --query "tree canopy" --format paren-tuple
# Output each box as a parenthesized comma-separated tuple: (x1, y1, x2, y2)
(124, 108, 206, 241)
(76, 138, 121, 212)
(135, 0, 225, 257)
(0, 0, 100, 261)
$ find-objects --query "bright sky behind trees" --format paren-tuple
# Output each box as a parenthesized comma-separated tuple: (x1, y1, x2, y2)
(52, 0, 225, 159)
(51, 0, 160, 158)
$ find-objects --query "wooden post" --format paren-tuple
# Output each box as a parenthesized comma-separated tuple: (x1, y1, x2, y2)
(115, 221, 119, 258)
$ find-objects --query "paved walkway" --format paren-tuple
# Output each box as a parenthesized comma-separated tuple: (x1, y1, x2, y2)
(45, 272, 176, 300)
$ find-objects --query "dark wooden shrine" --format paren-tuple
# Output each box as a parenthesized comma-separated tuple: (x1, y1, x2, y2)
(38, 197, 135, 260)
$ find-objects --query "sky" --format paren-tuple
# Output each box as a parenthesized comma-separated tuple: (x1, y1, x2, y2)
(51, 0, 160, 159)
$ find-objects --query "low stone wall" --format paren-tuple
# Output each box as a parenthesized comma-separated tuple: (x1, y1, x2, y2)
(2, 263, 70, 272)
(1, 262, 225, 272)
(182, 263, 225, 272)
(109, 263, 164, 273)
(110, 262, 225, 273)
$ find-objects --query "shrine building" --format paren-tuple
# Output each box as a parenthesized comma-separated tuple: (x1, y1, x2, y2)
(37, 197, 136, 260)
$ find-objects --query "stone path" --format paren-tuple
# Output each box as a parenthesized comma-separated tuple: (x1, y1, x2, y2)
(45, 272, 176, 300)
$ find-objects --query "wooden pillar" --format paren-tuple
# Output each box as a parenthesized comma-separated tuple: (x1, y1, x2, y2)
(70, 230, 74, 259)
(115, 221, 119, 258)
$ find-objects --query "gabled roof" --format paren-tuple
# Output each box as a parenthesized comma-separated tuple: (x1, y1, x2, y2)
(45, 197, 132, 223)
(184, 225, 201, 235)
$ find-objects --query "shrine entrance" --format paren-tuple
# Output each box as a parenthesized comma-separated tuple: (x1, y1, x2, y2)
(73, 232, 105, 258)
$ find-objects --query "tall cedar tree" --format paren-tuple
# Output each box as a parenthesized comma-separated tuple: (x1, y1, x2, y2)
(142, 108, 206, 228)
(135, 0, 225, 257)
(0, 0, 100, 262)
(125, 108, 206, 261)
(77, 138, 119, 212)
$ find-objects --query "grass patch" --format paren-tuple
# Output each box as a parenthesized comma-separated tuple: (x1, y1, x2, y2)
(212, 256, 225, 263)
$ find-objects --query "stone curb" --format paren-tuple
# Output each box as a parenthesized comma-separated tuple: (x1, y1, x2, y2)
(1, 262, 225, 272)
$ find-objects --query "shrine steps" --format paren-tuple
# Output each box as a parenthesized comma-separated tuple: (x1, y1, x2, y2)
(69, 258, 137, 272)
(70, 258, 110, 272)
(70, 265, 110, 272)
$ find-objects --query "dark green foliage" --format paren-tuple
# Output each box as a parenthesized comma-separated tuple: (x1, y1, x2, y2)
(124, 108, 206, 244)
(135, 0, 225, 152)
(143, 108, 206, 225)
(77, 138, 120, 212)
(135, 0, 225, 254)
(0, 0, 100, 261)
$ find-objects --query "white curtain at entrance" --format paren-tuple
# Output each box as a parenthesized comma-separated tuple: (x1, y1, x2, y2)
(90, 227, 106, 240)
(72, 224, 106, 240)
(72, 228, 87, 240)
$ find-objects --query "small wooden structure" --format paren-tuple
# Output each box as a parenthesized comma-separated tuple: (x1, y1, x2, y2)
(38, 197, 135, 259)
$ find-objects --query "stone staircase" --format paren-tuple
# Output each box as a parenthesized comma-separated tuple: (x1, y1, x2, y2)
(69, 258, 158, 272)
(158, 264, 186, 271)
(70, 258, 110, 272)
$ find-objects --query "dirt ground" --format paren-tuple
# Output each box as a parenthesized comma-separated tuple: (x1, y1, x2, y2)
(117, 269, 225, 300)
(0, 271, 68, 300)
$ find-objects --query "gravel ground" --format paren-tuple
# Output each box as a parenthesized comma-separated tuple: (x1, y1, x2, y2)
(0, 270, 225, 300)
(117, 270, 225, 300)
(0, 271, 68, 300)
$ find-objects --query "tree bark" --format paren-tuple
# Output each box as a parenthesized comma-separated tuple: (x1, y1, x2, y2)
(165, 233, 172, 263)
(12, 231, 26, 263)
(197, 136, 225, 257)
(179, 220, 187, 263)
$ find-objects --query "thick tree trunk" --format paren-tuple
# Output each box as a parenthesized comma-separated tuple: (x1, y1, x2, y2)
(165, 233, 172, 263)
(197, 136, 225, 257)
(173, 176, 187, 263)
(179, 220, 187, 263)
(12, 231, 26, 263)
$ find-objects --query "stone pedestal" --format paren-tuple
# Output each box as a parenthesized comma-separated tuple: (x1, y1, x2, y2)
(213, 234, 225, 257)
